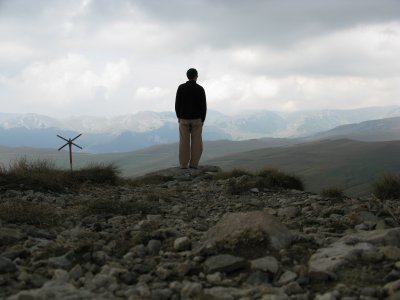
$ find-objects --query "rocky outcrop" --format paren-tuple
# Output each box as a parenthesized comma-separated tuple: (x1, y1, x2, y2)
(1, 166, 400, 299)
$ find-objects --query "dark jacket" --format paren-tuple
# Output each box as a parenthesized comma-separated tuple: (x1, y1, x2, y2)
(175, 80, 207, 122)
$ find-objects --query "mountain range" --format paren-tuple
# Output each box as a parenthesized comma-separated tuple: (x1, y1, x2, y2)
(0, 105, 399, 153)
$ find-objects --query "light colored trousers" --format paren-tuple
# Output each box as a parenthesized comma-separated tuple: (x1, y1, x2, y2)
(179, 118, 203, 168)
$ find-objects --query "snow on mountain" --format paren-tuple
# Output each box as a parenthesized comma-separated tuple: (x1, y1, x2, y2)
(1, 106, 400, 153)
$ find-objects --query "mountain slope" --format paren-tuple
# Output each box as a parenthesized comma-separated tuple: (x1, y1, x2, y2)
(1, 106, 400, 152)
(205, 139, 400, 196)
(309, 116, 400, 141)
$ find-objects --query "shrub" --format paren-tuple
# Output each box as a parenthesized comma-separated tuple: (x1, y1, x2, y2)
(0, 158, 121, 192)
(213, 168, 251, 180)
(0, 157, 65, 192)
(0, 200, 59, 227)
(373, 174, 400, 200)
(225, 168, 304, 195)
(257, 168, 303, 191)
(321, 187, 344, 198)
(71, 163, 120, 185)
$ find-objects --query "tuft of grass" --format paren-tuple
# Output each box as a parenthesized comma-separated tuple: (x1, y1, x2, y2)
(213, 168, 251, 180)
(126, 174, 174, 187)
(257, 168, 304, 191)
(71, 163, 120, 185)
(0, 200, 60, 227)
(373, 174, 400, 200)
(321, 187, 344, 198)
(0, 157, 66, 192)
(0, 158, 121, 192)
(226, 168, 304, 195)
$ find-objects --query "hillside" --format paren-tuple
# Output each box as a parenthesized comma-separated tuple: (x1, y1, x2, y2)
(1, 166, 400, 299)
(309, 116, 400, 141)
(205, 139, 400, 196)
(1, 106, 399, 152)
(0, 138, 297, 176)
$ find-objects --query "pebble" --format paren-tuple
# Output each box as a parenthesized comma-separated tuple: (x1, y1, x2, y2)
(204, 254, 247, 274)
(173, 236, 191, 251)
(278, 270, 298, 285)
(251, 256, 279, 274)
(147, 239, 162, 255)
(0, 256, 18, 273)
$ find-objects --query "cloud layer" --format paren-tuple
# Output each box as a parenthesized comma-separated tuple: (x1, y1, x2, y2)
(0, 0, 399, 117)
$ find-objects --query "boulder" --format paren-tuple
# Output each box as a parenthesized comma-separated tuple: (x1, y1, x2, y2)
(204, 254, 247, 273)
(309, 228, 400, 281)
(202, 211, 292, 252)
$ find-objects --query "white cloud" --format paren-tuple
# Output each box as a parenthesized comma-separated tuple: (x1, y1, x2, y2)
(0, 0, 400, 117)
(0, 54, 131, 115)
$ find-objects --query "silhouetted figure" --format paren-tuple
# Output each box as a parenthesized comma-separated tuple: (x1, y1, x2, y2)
(175, 68, 207, 169)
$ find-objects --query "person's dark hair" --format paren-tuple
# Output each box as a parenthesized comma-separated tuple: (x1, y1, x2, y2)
(186, 68, 198, 80)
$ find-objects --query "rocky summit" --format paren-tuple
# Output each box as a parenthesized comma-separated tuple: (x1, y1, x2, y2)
(1, 165, 400, 299)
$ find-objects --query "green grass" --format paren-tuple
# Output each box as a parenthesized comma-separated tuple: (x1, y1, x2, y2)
(321, 187, 344, 198)
(257, 168, 303, 191)
(0, 157, 120, 192)
(373, 174, 400, 200)
(212, 168, 251, 180)
(223, 167, 304, 195)
(0, 200, 60, 227)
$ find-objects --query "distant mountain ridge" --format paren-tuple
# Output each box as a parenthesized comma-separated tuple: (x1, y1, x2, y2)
(0, 105, 399, 152)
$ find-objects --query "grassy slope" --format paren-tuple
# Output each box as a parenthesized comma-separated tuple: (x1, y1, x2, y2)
(0, 138, 296, 176)
(205, 139, 400, 196)
(3, 139, 399, 197)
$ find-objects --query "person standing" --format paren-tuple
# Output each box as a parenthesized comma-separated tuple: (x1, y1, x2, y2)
(175, 68, 207, 169)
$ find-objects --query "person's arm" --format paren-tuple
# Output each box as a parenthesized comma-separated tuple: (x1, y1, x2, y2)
(175, 85, 182, 121)
(201, 87, 207, 123)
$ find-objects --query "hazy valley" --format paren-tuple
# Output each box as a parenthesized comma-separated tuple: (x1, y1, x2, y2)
(1, 109, 400, 197)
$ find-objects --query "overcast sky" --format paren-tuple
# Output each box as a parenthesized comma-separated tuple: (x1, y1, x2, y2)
(0, 0, 399, 117)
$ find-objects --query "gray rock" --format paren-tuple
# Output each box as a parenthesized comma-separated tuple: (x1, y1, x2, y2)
(203, 286, 254, 300)
(8, 279, 109, 300)
(131, 244, 147, 257)
(151, 288, 173, 300)
(245, 270, 270, 285)
(251, 256, 279, 274)
(180, 281, 202, 298)
(0, 227, 24, 245)
(206, 272, 222, 284)
(261, 294, 290, 300)
(309, 242, 375, 280)
(360, 286, 377, 297)
(278, 206, 300, 219)
(384, 279, 400, 295)
(147, 239, 162, 255)
(202, 211, 292, 252)
(315, 291, 339, 300)
(48, 252, 74, 270)
(382, 246, 400, 260)
(278, 270, 298, 285)
(0, 256, 18, 273)
(283, 281, 303, 295)
(174, 236, 191, 251)
(204, 254, 247, 273)
(69, 264, 83, 281)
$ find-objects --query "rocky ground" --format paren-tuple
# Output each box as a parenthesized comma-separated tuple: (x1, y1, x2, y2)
(1, 166, 400, 300)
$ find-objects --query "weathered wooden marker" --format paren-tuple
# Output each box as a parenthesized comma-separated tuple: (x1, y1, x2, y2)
(57, 134, 82, 171)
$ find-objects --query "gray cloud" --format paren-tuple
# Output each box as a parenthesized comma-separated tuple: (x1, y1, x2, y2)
(0, 0, 399, 117)
(134, 0, 400, 48)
